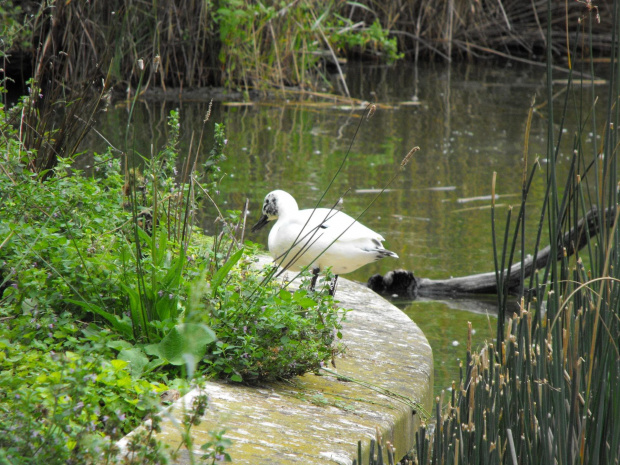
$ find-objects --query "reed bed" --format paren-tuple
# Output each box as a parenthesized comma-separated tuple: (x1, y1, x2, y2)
(413, 3, 619, 464)
(346, 0, 613, 63)
(5, 0, 615, 97)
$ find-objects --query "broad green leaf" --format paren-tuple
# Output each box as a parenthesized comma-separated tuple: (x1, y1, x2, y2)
(118, 348, 149, 378)
(278, 289, 292, 302)
(120, 283, 149, 332)
(136, 226, 152, 245)
(107, 340, 133, 351)
(143, 358, 167, 374)
(293, 291, 317, 309)
(148, 324, 216, 369)
(110, 359, 129, 370)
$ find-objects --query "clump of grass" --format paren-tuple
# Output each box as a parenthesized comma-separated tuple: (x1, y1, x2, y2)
(414, 5, 619, 463)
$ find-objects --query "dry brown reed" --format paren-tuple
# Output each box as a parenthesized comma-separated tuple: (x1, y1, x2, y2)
(28, 0, 219, 91)
(345, 0, 613, 62)
(7, 0, 614, 96)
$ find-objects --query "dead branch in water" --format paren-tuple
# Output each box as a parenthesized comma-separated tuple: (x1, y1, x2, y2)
(368, 207, 617, 299)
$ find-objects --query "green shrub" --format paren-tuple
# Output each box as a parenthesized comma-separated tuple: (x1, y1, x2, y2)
(0, 152, 128, 320)
(200, 259, 345, 383)
(0, 84, 347, 461)
(333, 18, 403, 63)
(0, 341, 167, 464)
(1, 90, 346, 368)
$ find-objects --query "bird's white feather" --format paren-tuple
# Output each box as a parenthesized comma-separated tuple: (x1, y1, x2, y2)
(256, 190, 398, 275)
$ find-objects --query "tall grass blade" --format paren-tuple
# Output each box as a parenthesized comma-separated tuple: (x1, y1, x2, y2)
(211, 248, 244, 298)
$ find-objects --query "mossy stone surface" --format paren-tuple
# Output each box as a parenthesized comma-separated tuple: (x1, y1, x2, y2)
(119, 268, 433, 464)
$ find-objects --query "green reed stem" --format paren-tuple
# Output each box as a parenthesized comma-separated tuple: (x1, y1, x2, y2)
(416, 2, 620, 463)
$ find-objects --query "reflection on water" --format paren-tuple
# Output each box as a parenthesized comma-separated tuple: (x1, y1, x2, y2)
(89, 62, 560, 278)
(400, 299, 496, 397)
(86, 61, 601, 394)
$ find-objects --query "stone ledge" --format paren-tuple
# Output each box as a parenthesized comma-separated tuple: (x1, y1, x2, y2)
(119, 271, 433, 464)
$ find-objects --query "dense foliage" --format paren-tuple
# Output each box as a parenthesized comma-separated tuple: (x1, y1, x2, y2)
(0, 93, 346, 463)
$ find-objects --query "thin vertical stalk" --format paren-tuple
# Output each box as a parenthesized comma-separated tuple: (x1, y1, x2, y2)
(125, 66, 151, 342)
(519, 96, 535, 297)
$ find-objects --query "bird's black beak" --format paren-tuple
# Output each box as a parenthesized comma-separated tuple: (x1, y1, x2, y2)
(251, 214, 270, 233)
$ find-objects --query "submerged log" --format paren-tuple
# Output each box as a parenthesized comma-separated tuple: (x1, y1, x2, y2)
(368, 207, 617, 299)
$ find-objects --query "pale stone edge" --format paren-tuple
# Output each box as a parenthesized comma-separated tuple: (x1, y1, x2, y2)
(118, 261, 433, 464)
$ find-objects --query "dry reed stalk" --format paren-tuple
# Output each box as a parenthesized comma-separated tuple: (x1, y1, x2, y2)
(9, 0, 613, 99)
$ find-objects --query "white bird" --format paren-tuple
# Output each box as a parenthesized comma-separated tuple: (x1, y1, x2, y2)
(251, 190, 398, 294)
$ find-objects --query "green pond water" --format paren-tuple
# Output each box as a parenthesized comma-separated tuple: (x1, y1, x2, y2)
(86, 61, 608, 396)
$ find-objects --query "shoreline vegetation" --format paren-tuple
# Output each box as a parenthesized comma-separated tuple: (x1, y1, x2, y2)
(1, 0, 615, 99)
(1, 1, 619, 464)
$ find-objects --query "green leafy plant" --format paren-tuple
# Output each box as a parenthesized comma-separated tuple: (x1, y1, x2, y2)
(201, 428, 233, 464)
(0, 344, 167, 464)
(0, 42, 352, 459)
(333, 17, 403, 63)
(182, 245, 347, 384)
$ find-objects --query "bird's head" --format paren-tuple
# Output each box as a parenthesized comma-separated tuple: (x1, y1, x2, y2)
(251, 190, 296, 232)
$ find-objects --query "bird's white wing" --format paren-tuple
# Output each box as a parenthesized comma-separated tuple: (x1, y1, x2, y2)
(290, 208, 385, 251)
(269, 207, 394, 274)
(318, 208, 385, 242)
